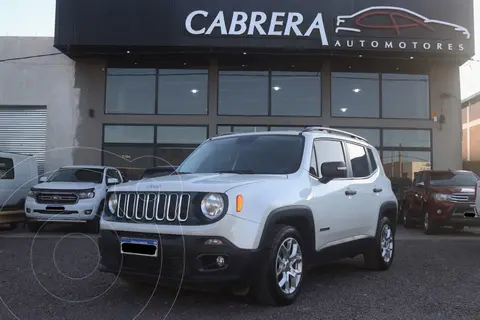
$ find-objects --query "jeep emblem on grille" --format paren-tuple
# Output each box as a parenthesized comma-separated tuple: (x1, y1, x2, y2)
(147, 184, 161, 189)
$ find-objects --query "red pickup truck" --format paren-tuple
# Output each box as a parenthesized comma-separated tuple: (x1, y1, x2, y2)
(401, 170, 480, 234)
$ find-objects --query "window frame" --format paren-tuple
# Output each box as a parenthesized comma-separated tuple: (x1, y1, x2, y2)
(343, 141, 374, 179)
(0, 157, 15, 180)
(313, 138, 349, 180)
(217, 69, 322, 117)
(104, 67, 210, 116)
(329, 70, 431, 120)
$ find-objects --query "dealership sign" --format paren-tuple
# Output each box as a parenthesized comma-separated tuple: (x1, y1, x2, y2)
(185, 6, 470, 52)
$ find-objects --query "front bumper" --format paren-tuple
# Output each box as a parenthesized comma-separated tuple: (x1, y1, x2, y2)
(430, 202, 480, 227)
(25, 197, 100, 223)
(98, 230, 261, 286)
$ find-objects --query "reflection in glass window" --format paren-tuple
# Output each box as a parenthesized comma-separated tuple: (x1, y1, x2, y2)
(271, 72, 321, 116)
(156, 146, 198, 166)
(269, 126, 305, 131)
(382, 74, 429, 119)
(217, 126, 268, 134)
(346, 143, 370, 178)
(334, 128, 380, 147)
(156, 126, 207, 144)
(382, 150, 431, 180)
(383, 129, 431, 148)
(105, 68, 156, 114)
(157, 69, 208, 115)
(103, 146, 155, 181)
(218, 71, 269, 115)
(331, 72, 380, 117)
(104, 125, 155, 144)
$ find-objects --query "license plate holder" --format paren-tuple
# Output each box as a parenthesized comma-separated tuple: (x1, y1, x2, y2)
(120, 237, 159, 257)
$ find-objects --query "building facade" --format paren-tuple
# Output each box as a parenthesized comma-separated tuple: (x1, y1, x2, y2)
(52, 0, 475, 180)
(462, 92, 480, 163)
(0, 37, 77, 175)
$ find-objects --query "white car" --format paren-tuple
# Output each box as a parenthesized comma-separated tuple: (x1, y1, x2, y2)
(98, 127, 398, 306)
(25, 165, 123, 233)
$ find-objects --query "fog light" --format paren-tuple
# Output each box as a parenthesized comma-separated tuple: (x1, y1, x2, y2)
(436, 210, 442, 215)
(205, 239, 223, 246)
(216, 256, 225, 267)
(85, 210, 93, 215)
(26, 208, 31, 213)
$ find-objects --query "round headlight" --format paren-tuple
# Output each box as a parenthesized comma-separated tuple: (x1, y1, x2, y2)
(200, 193, 225, 219)
(108, 193, 118, 214)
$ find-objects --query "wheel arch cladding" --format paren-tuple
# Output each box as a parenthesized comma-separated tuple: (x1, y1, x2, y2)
(259, 206, 316, 262)
(378, 201, 398, 234)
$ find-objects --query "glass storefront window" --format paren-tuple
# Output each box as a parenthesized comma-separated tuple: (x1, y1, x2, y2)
(103, 145, 155, 181)
(271, 72, 321, 116)
(383, 129, 431, 148)
(156, 126, 207, 144)
(218, 71, 269, 115)
(331, 72, 380, 118)
(382, 150, 431, 180)
(269, 126, 305, 131)
(335, 128, 380, 147)
(381, 74, 429, 119)
(105, 68, 156, 114)
(104, 125, 155, 144)
(217, 126, 268, 134)
(156, 126, 208, 166)
(157, 69, 208, 115)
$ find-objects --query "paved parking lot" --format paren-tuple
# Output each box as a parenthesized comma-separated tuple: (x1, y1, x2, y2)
(1, 225, 480, 320)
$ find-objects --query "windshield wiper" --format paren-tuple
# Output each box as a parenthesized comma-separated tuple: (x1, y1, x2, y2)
(215, 170, 256, 174)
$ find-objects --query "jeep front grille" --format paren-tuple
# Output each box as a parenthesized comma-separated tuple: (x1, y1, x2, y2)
(36, 191, 79, 205)
(115, 192, 191, 223)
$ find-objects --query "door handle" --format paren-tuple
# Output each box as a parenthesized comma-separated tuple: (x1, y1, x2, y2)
(345, 190, 357, 196)
(373, 188, 383, 193)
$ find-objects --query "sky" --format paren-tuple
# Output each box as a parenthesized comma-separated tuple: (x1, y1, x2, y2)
(0, 0, 480, 101)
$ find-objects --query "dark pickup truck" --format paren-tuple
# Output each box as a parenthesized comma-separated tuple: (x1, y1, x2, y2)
(402, 170, 480, 234)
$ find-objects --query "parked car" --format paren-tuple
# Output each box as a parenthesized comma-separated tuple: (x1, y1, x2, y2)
(141, 166, 178, 179)
(98, 127, 397, 306)
(25, 165, 124, 233)
(0, 151, 39, 229)
(402, 169, 480, 234)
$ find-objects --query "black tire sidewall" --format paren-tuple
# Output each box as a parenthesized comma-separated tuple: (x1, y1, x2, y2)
(374, 217, 395, 269)
(265, 226, 305, 305)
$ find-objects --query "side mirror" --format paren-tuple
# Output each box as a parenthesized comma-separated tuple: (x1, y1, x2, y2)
(39, 176, 48, 183)
(415, 182, 425, 188)
(107, 178, 120, 185)
(320, 161, 347, 182)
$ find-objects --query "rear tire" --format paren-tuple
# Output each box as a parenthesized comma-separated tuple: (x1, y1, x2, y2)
(251, 225, 305, 306)
(364, 216, 395, 271)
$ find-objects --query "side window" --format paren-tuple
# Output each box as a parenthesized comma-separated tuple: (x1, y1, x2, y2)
(413, 173, 420, 185)
(346, 143, 371, 178)
(0, 157, 14, 180)
(314, 140, 347, 178)
(106, 169, 121, 183)
(309, 146, 318, 177)
(367, 148, 378, 172)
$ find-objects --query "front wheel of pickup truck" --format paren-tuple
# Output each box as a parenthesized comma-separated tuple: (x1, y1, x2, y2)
(86, 200, 103, 234)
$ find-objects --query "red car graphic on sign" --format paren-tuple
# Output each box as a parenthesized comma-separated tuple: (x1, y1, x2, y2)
(335, 6, 470, 39)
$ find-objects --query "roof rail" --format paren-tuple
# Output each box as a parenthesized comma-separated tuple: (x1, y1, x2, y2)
(300, 126, 368, 142)
(210, 132, 237, 139)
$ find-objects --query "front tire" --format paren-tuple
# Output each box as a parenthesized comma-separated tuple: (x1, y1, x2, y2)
(364, 216, 395, 271)
(86, 200, 103, 234)
(423, 211, 438, 235)
(251, 225, 305, 306)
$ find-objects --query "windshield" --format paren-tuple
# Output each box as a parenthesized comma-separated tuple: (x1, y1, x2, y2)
(430, 172, 478, 187)
(47, 168, 104, 183)
(177, 134, 305, 175)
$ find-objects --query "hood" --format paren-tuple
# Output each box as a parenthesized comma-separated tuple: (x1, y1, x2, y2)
(430, 186, 476, 194)
(32, 181, 102, 191)
(111, 173, 288, 193)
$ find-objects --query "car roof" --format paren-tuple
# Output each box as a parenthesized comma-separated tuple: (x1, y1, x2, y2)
(210, 128, 370, 146)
